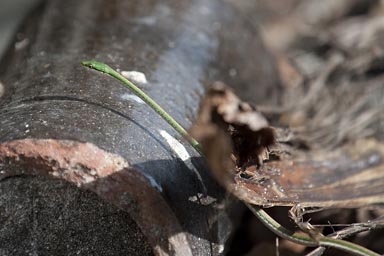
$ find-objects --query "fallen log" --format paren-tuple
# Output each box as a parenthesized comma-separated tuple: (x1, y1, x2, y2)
(0, 0, 280, 255)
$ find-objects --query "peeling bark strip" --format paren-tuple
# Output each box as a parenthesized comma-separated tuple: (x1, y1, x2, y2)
(0, 139, 192, 256)
(0, 139, 128, 183)
(191, 84, 384, 208)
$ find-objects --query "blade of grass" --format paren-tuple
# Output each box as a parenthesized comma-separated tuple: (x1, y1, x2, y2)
(81, 60, 202, 154)
(81, 60, 380, 256)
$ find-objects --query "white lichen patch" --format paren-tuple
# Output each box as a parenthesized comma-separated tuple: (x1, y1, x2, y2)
(121, 70, 148, 85)
(159, 129, 190, 161)
(188, 193, 217, 205)
(120, 93, 145, 104)
(14, 38, 29, 50)
(82, 174, 96, 184)
(0, 80, 4, 98)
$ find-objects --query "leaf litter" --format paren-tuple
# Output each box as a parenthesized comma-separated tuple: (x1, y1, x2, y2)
(192, 0, 384, 254)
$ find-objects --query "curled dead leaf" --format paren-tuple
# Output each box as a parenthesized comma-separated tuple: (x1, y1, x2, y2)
(190, 82, 275, 188)
(191, 82, 384, 209)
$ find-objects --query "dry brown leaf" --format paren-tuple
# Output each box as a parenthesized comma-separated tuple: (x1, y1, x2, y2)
(191, 83, 384, 209)
(190, 82, 275, 196)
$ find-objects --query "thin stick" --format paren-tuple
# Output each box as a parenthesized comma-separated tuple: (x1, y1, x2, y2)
(81, 60, 380, 256)
(247, 204, 380, 256)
